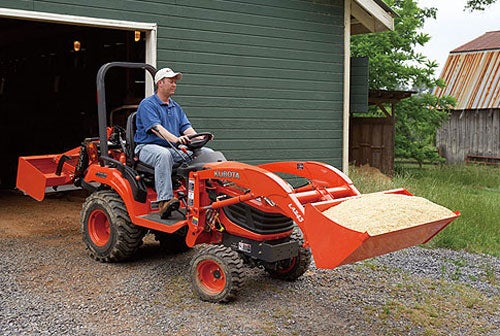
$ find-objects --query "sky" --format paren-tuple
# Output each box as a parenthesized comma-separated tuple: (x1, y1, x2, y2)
(416, 0, 500, 76)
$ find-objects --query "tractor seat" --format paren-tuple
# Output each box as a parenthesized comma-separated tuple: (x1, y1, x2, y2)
(126, 112, 155, 175)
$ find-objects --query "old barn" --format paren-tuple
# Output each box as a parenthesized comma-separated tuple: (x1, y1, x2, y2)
(434, 30, 500, 164)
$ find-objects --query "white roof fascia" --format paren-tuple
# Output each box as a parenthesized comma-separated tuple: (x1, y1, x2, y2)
(352, 0, 394, 32)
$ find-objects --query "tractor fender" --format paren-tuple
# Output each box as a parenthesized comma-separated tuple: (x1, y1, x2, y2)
(83, 164, 149, 218)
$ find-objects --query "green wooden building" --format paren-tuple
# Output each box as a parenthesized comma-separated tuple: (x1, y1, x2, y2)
(0, 0, 394, 187)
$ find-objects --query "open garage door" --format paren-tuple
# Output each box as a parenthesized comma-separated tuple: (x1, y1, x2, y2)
(0, 18, 146, 188)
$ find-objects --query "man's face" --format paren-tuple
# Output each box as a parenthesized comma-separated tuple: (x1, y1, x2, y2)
(158, 77, 177, 97)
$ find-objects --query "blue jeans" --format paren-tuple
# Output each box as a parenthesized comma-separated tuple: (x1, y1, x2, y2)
(135, 144, 211, 202)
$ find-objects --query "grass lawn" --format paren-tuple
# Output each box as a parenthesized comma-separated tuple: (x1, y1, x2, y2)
(348, 164, 500, 258)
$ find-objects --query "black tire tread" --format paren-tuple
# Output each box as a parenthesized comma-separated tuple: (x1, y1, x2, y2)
(81, 190, 145, 262)
(190, 245, 245, 303)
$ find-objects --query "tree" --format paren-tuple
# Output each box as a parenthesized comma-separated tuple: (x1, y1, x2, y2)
(465, 0, 497, 10)
(351, 0, 437, 90)
(395, 94, 455, 167)
(350, 0, 456, 166)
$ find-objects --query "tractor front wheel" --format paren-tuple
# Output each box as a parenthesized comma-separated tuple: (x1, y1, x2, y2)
(265, 230, 311, 281)
(81, 190, 145, 262)
(190, 245, 245, 303)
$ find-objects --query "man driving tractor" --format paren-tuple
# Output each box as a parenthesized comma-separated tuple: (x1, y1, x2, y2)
(134, 67, 211, 219)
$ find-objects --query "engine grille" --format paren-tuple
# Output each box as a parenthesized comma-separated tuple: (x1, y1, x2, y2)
(223, 202, 294, 234)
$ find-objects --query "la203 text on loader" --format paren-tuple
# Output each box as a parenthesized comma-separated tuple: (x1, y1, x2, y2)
(17, 62, 459, 303)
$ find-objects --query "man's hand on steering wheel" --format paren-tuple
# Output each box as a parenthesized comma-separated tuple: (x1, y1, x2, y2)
(178, 135, 191, 145)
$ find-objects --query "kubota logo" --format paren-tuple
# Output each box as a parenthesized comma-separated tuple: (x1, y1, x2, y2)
(288, 203, 304, 222)
(214, 170, 240, 179)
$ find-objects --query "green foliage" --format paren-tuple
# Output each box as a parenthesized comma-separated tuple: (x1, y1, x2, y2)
(465, 0, 497, 11)
(351, 0, 437, 90)
(395, 94, 455, 166)
(350, 0, 457, 164)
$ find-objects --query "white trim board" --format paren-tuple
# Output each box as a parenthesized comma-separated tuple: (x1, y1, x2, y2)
(0, 8, 156, 30)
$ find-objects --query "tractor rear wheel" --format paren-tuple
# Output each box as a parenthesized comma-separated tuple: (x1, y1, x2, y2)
(265, 230, 311, 281)
(81, 190, 145, 262)
(190, 245, 245, 303)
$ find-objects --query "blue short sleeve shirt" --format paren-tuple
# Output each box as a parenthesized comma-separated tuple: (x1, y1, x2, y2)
(134, 94, 192, 146)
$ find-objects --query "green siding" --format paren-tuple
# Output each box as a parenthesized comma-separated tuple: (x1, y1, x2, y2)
(4, 0, 345, 167)
(350, 57, 369, 113)
(1, 1, 32, 10)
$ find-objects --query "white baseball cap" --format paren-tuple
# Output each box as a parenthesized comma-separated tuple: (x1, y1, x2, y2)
(154, 67, 182, 84)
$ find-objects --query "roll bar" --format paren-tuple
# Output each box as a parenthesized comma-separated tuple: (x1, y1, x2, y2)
(96, 62, 157, 157)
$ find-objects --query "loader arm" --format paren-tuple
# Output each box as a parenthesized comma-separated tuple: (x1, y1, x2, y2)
(258, 161, 360, 193)
(258, 161, 361, 201)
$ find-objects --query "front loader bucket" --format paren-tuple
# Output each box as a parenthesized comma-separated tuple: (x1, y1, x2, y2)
(16, 154, 76, 201)
(301, 190, 459, 269)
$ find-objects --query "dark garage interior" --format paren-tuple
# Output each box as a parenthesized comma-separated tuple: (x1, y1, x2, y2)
(0, 18, 146, 188)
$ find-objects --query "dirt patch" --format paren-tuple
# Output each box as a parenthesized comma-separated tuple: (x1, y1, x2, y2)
(0, 190, 85, 238)
(353, 164, 392, 183)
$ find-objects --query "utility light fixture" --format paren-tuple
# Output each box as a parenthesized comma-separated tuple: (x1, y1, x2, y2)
(73, 40, 81, 52)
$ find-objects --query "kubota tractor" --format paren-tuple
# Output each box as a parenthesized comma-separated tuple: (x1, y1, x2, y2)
(16, 62, 459, 302)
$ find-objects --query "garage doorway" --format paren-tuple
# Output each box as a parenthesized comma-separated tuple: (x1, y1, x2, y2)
(0, 17, 150, 188)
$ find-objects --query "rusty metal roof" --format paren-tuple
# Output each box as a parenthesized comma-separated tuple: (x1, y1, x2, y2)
(434, 32, 500, 110)
(452, 31, 500, 53)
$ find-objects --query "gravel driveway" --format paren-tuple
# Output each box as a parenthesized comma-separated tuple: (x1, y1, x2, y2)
(1, 191, 498, 335)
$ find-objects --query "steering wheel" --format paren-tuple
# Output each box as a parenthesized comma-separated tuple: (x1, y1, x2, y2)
(184, 132, 213, 150)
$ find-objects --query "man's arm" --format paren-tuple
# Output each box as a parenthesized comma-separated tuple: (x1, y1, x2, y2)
(183, 127, 196, 136)
(151, 124, 190, 145)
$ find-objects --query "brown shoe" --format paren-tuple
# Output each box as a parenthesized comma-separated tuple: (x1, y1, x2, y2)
(158, 198, 180, 219)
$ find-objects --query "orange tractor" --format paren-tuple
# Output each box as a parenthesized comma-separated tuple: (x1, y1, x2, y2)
(17, 63, 459, 302)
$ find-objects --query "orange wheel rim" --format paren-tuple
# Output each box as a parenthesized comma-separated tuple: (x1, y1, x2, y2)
(196, 259, 226, 294)
(88, 209, 110, 246)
